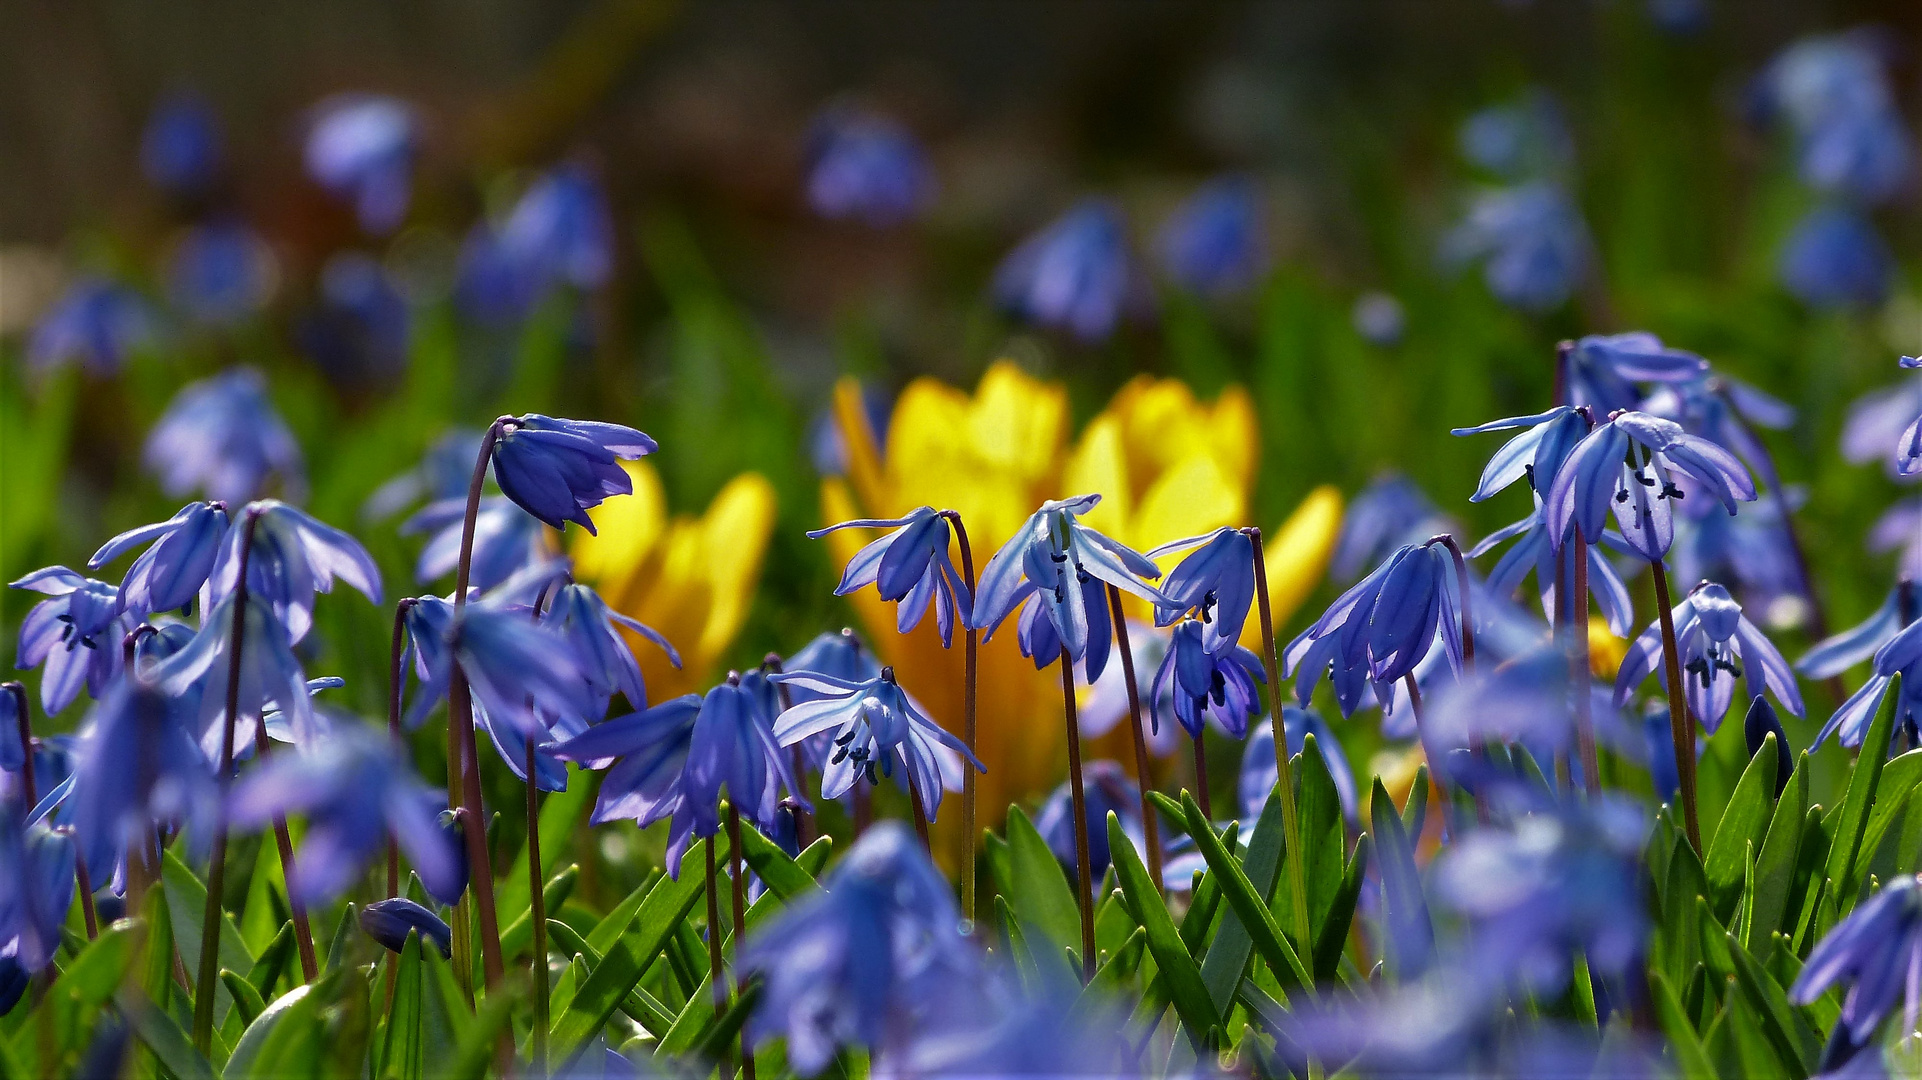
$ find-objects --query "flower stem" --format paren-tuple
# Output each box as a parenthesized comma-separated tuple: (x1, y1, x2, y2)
(5, 682, 32, 810)
(852, 782, 872, 837)
(1245, 527, 1313, 949)
(1651, 560, 1703, 852)
(704, 827, 728, 1027)
(255, 731, 318, 982)
(1568, 539, 1601, 797)
(1058, 647, 1096, 981)
(726, 805, 755, 1080)
(71, 832, 97, 940)
(1105, 583, 1164, 891)
(907, 775, 933, 851)
(526, 737, 548, 1072)
(941, 510, 981, 927)
(387, 600, 416, 899)
(1190, 733, 1213, 820)
(194, 507, 260, 1054)
(763, 654, 812, 848)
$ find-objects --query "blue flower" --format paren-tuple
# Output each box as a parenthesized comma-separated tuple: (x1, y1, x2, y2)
(151, 591, 317, 753)
(1442, 180, 1589, 312)
(488, 414, 657, 534)
(543, 581, 678, 714)
(1299, 540, 1464, 687)
(167, 220, 276, 326)
(27, 278, 156, 376)
(1811, 615, 1922, 750)
(1425, 645, 1629, 785)
(144, 367, 304, 505)
(1148, 527, 1255, 654)
(1670, 491, 1807, 627)
(403, 496, 547, 591)
(88, 501, 230, 621)
(1617, 582, 1803, 735)
(1840, 372, 1922, 476)
(10, 567, 129, 715)
(811, 507, 972, 648)
(229, 725, 461, 904)
(498, 165, 615, 292)
(770, 666, 981, 818)
(1035, 760, 1143, 877)
(449, 589, 599, 744)
(739, 822, 977, 1075)
(1460, 91, 1573, 182)
(1779, 204, 1893, 310)
(1332, 475, 1453, 583)
(208, 499, 382, 645)
(1542, 411, 1756, 562)
(141, 94, 221, 195)
(363, 429, 485, 523)
(1759, 33, 1914, 205)
(0, 809, 75, 974)
(65, 676, 216, 884)
(1151, 620, 1264, 740)
(1793, 874, 1922, 1068)
(1241, 709, 1356, 823)
(1801, 586, 1907, 684)
(1281, 624, 1374, 719)
(992, 199, 1138, 342)
(804, 108, 935, 227)
(1156, 176, 1267, 297)
(973, 494, 1169, 681)
(889, 973, 1127, 1078)
(452, 224, 539, 326)
(779, 629, 884, 774)
(1870, 500, 1922, 580)
(298, 251, 410, 388)
(1468, 504, 1635, 638)
(358, 897, 453, 958)
(304, 94, 416, 234)
(1560, 332, 1710, 414)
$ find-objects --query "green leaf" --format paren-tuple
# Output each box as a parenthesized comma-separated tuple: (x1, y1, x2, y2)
(60, 920, 140, 1007)
(1106, 810, 1217, 1043)
(586, 869, 663, 955)
(549, 954, 587, 1027)
(1370, 777, 1433, 980)
(1313, 834, 1371, 984)
(496, 768, 594, 922)
(1294, 735, 1345, 948)
(1706, 734, 1779, 922)
(446, 977, 522, 1080)
(1865, 749, 1922, 861)
(416, 939, 470, 1070)
(1826, 671, 1902, 902)
(377, 932, 423, 1080)
(545, 919, 677, 1036)
(246, 924, 295, 1005)
(1400, 766, 1430, 841)
(1179, 819, 1235, 956)
(323, 902, 358, 975)
(739, 830, 830, 904)
(1649, 971, 1715, 1080)
(499, 863, 578, 959)
(118, 986, 217, 1080)
(659, 972, 717, 1056)
(691, 981, 764, 1065)
(218, 971, 266, 1030)
(1200, 791, 1292, 1016)
(551, 837, 713, 1059)
(1724, 931, 1818, 1078)
(1073, 927, 1146, 1024)
(1746, 753, 1809, 952)
(162, 849, 256, 1027)
(1003, 805, 1083, 958)
(1181, 792, 1314, 1005)
(1660, 834, 1708, 988)
(1093, 889, 1138, 964)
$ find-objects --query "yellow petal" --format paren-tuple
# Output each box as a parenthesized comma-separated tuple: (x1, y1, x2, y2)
(1262, 485, 1344, 630)
(1207, 385, 1259, 488)
(1133, 453, 1243, 557)
(1588, 621, 1626, 681)
(1061, 415, 1130, 540)
(571, 460, 666, 598)
(695, 472, 778, 663)
(969, 360, 1068, 487)
(833, 377, 888, 517)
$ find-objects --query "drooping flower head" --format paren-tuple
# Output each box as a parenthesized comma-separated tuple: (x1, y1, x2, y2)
(973, 494, 1169, 681)
(150, 590, 317, 755)
(359, 897, 452, 958)
(207, 499, 382, 645)
(228, 724, 462, 904)
(1558, 332, 1710, 414)
(1779, 203, 1894, 310)
(486, 414, 657, 533)
(541, 580, 679, 715)
(992, 199, 1138, 342)
(65, 675, 217, 884)
(1842, 362, 1922, 477)
(363, 428, 486, 523)
(1617, 581, 1803, 734)
(27, 278, 157, 376)
(1543, 410, 1757, 562)
(10, 568, 129, 715)
(298, 251, 410, 389)
(1298, 539, 1466, 690)
(304, 94, 416, 234)
(1792, 874, 1922, 1071)
(803, 108, 935, 227)
(166, 220, 276, 326)
(810, 507, 972, 648)
(497, 165, 615, 293)
(770, 665, 981, 818)
(144, 367, 304, 505)
(1758, 32, 1915, 206)
(88, 500, 230, 621)
(1151, 619, 1264, 740)
(739, 823, 978, 1075)
(1332, 475, 1453, 584)
(1156, 175, 1267, 297)
(0, 809, 75, 977)
(1810, 612, 1922, 750)
(141, 93, 222, 196)
(1035, 760, 1143, 877)
(403, 496, 547, 591)
(1441, 180, 1589, 312)
(1148, 526, 1255, 654)
(447, 573, 599, 744)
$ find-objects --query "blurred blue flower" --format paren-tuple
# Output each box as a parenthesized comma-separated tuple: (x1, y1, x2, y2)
(804, 108, 935, 227)
(230, 725, 461, 904)
(1870, 500, 1922, 579)
(1562, 332, 1710, 414)
(1469, 506, 1635, 638)
(304, 94, 416, 234)
(974, 494, 1169, 681)
(167, 221, 276, 325)
(1149, 527, 1255, 654)
(27, 278, 156, 376)
(739, 822, 977, 1075)
(770, 666, 980, 818)
(1812, 614, 1922, 750)
(1802, 587, 1908, 684)
(543, 581, 678, 715)
(810, 507, 972, 648)
(1157, 176, 1266, 296)
(1352, 291, 1405, 346)
(499, 165, 615, 292)
(1151, 619, 1264, 740)
(298, 251, 410, 388)
(152, 590, 317, 753)
(1333, 475, 1453, 584)
(1645, 0, 1706, 35)
(1300, 540, 1465, 686)
(65, 676, 216, 884)
(207, 499, 382, 645)
(0, 809, 75, 975)
(1266, 975, 1494, 1076)
(1779, 204, 1893, 310)
(1671, 491, 1808, 627)
(1079, 620, 1182, 758)
(88, 500, 229, 621)
(358, 897, 452, 958)
(488, 414, 657, 534)
(992, 199, 1138, 342)
(1617, 581, 1803, 734)
(10, 567, 129, 715)
(1241, 709, 1356, 823)
(141, 94, 221, 195)
(449, 590, 599, 744)
(403, 496, 547, 592)
(1760, 33, 1913, 205)
(1841, 371, 1922, 476)
(890, 975, 1132, 1078)
(1793, 874, 1922, 1069)
(1035, 759, 1143, 877)
(145, 367, 304, 505)
(364, 429, 484, 524)
(1644, 705, 1680, 801)
(1460, 91, 1573, 182)
(453, 223, 539, 326)
(1543, 411, 1756, 562)
(1442, 181, 1589, 312)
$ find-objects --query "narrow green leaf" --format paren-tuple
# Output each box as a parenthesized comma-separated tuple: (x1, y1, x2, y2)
(446, 977, 522, 1080)
(1074, 927, 1146, 1023)
(1865, 749, 1922, 858)
(223, 985, 314, 1078)
(323, 902, 357, 975)
(1747, 754, 1809, 952)
(549, 954, 587, 1027)
(691, 981, 765, 1065)
(416, 940, 469, 1069)
(1093, 889, 1138, 964)
(1181, 792, 1314, 1001)
(1724, 932, 1819, 1077)
(245, 924, 295, 1006)
(1107, 810, 1218, 1042)
(117, 986, 216, 1080)
(1826, 671, 1902, 900)
(1571, 952, 1597, 1028)
(1295, 735, 1345, 948)
(377, 931, 423, 1080)
(659, 972, 716, 1056)
(1649, 971, 1715, 1080)
(59, 920, 140, 1007)
(499, 863, 578, 959)
(739, 830, 830, 903)
(218, 971, 265, 1030)
(1661, 834, 1708, 988)
(1313, 834, 1371, 984)
(1371, 777, 1433, 979)
(1178, 820, 1235, 955)
(1200, 791, 1289, 1015)
(1706, 733, 1779, 922)
(161, 849, 255, 1026)
(585, 868, 663, 956)
(1003, 806, 1082, 957)
(545, 919, 677, 1036)
(1400, 766, 1430, 841)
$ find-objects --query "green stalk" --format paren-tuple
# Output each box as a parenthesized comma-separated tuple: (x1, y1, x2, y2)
(1245, 527, 1313, 948)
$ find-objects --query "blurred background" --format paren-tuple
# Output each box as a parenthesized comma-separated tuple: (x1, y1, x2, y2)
(5, 0, 1922, 824)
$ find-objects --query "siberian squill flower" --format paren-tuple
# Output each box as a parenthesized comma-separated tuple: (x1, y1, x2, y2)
(145, 367, 304, 505)
(498, 165, 615, 293)
(1800, 585, 1910, 684)
(359, 897, 452, 958)
(1670, 490, 1808, 627)
(769, 666, 982, 818)
(1333, 475, 1453, 584)
(1157, 176, 1267, 297)
(151, 590, 317, 753)
(1870, 501, 1922, 580)
(1793, 874, 1922, 1071)
(1758, 32, 1914, 206)
(229, 725, 462, 904)
(88, 500, 229, 620)
(1616, 582, 1803, 733)
(1558, 332, 1709, 413)
(450, 588, 599, 743)
(1151, 619, 1264, 740)
(992, 199, 1138, 342)
(10, 568, 129, 715)
(1281, 622, 1374, 719)
(1035, 760, 1144, 876)
(0, 809, 75, 977)
(1810, 613, 1922, 750)
(297, 251, 410, 389)
(27, 278, 156, 376)
(403, 496, 547, 591)
(141, 94, 221, 195)
(779, 629, 883, 774)
(890, 977, 1132, 1079)
(1460, 91, 1573, 182)
(811, 507, 971, 647)
(65, 676, 217, 883)
(1779, 204, 1894, 310)
(740, 823, 978, 1074)
(1441, 181, 1589, 312)
(166, 220, 276, 325)
(803, 108, 935, 227)
(486, 414, 657, 533)
(543, 581, 678, 714)
(1298, 540, 1465, 688)
(1543, 411, 1756, 562)
(1149, 526, 1254, 654)
(208, 499, 382, 644)
(1842, 365, 1922, 476)
(304, 94, 416, 234)
(973, 494, 1169, 681)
